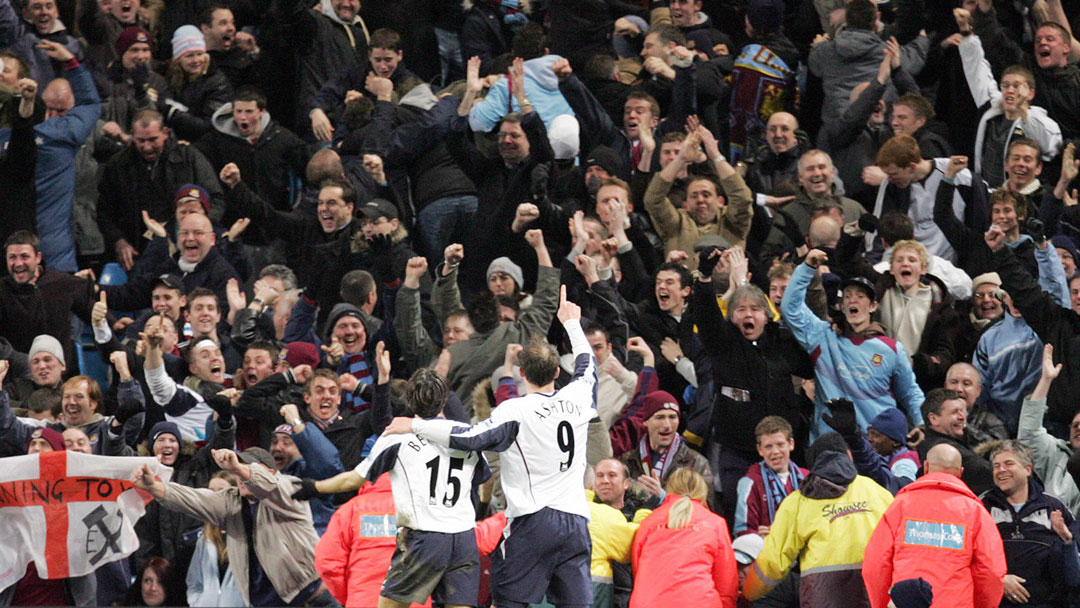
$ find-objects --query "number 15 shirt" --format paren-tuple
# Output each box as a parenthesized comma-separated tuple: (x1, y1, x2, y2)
(413, 318, 598, 522)
(356, 433, 490, 533)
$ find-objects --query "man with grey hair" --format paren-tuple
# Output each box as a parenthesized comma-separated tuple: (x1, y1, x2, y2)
(759, 149, 865, 266)
(692, 244, 814, 522)
(982, 437, 1080, 606)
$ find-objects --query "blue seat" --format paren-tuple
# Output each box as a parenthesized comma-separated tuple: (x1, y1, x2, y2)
(98, 262, 128, 286)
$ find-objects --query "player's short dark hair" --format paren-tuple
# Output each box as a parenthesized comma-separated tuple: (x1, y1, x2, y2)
(651, 24, 687, 47)
(304, 368, 340, 394)
(581, 54, 617, 81)
(921, 388, 961, 421)
(894, 93, 934, 121)
(183, 333, 219, 365)
(1007, 136, 1042, 161)
(518, 336, 560, 386)
(320, 177, 358, 207)
(755, 415, 793, 440)
(878, 212, 914, 247)
(582, 322, 608, 342)
(0, 51, 29, 79)
(369, 28, 402, 52)
(197, 2, 230, 27)
(186, 287, 218, 308)
(26, 388, 61, 418)
(407, 368, 450, 418)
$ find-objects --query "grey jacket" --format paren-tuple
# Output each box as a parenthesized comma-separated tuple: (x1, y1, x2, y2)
(808, 28, 929, 124)
(440, 264, 559, 413)
(158, 464, 321, 604)
(1017, 396, 1080, 514)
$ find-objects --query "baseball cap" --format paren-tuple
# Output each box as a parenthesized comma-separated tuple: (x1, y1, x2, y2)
(238, 447, 277, 470)
(840, 276, 877, 302)
(360, 199, 399, 222)
(152, 273, 184, 291)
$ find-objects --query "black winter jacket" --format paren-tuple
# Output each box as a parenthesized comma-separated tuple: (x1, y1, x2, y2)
(692, 278, 813, 455)
(97, 138, 225, 252)
(167, 68, 232, 142)
(195, 106, 309, 213)
(981, 476, 1078, 608)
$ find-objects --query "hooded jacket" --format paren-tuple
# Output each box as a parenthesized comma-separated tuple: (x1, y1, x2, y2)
(469, 54, 575, 133)
(981, 476, 1080, 608)
(782, 262, 924, 440)
(195, 103, 309, 214)
(134, 421, 235, 565)
(808, 27, 929, 125)
(862, 472, 1006, 608)
(743, 451, 893, 607)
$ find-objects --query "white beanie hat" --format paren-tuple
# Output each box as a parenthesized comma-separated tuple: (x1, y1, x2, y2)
(547, 114, 580, 161)
(171, 25, 206, 59)
(30, 335, 65, 367)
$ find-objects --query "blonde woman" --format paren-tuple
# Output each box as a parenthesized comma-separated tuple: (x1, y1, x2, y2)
(185, 470, 247, 606)
(164, 25, 231, 141)
(629, 468, 739, 608)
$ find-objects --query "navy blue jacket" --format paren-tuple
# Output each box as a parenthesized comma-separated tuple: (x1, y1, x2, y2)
(981, 477, 1080, 608)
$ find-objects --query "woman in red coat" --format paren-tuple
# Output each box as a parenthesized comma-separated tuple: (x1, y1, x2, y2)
(630, 468, 739, 608)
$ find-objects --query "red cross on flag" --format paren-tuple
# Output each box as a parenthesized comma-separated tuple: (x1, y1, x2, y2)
(0, 450, 172, 590)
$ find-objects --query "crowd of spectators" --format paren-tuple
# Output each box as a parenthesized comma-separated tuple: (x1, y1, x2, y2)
(3, 0, 1080, 604)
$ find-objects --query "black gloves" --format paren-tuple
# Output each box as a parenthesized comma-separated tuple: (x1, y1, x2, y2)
(292, 478, 319, 501)
(697, 245, 722, 276)
(858, 213, 880, 233)
(822, 398, 860, 445)
(206, 394, 233, 426)
(113, 397, 144, 425)
(367, 233, 393, 254)
(530, 163, 550, 201)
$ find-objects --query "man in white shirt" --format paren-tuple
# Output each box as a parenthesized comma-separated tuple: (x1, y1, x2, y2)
(384, 286, 597, 608)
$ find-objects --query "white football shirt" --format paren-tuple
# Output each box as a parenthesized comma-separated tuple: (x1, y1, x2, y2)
(413, 319, 597, 520)
(356, 432, 489, 533)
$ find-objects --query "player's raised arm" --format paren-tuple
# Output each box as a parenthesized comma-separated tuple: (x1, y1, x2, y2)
(558, 285, 592, 361)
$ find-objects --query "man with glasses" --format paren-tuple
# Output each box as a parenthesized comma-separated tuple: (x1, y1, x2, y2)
(952, 8, 1063, 187)
(102, 212, 240, 314)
